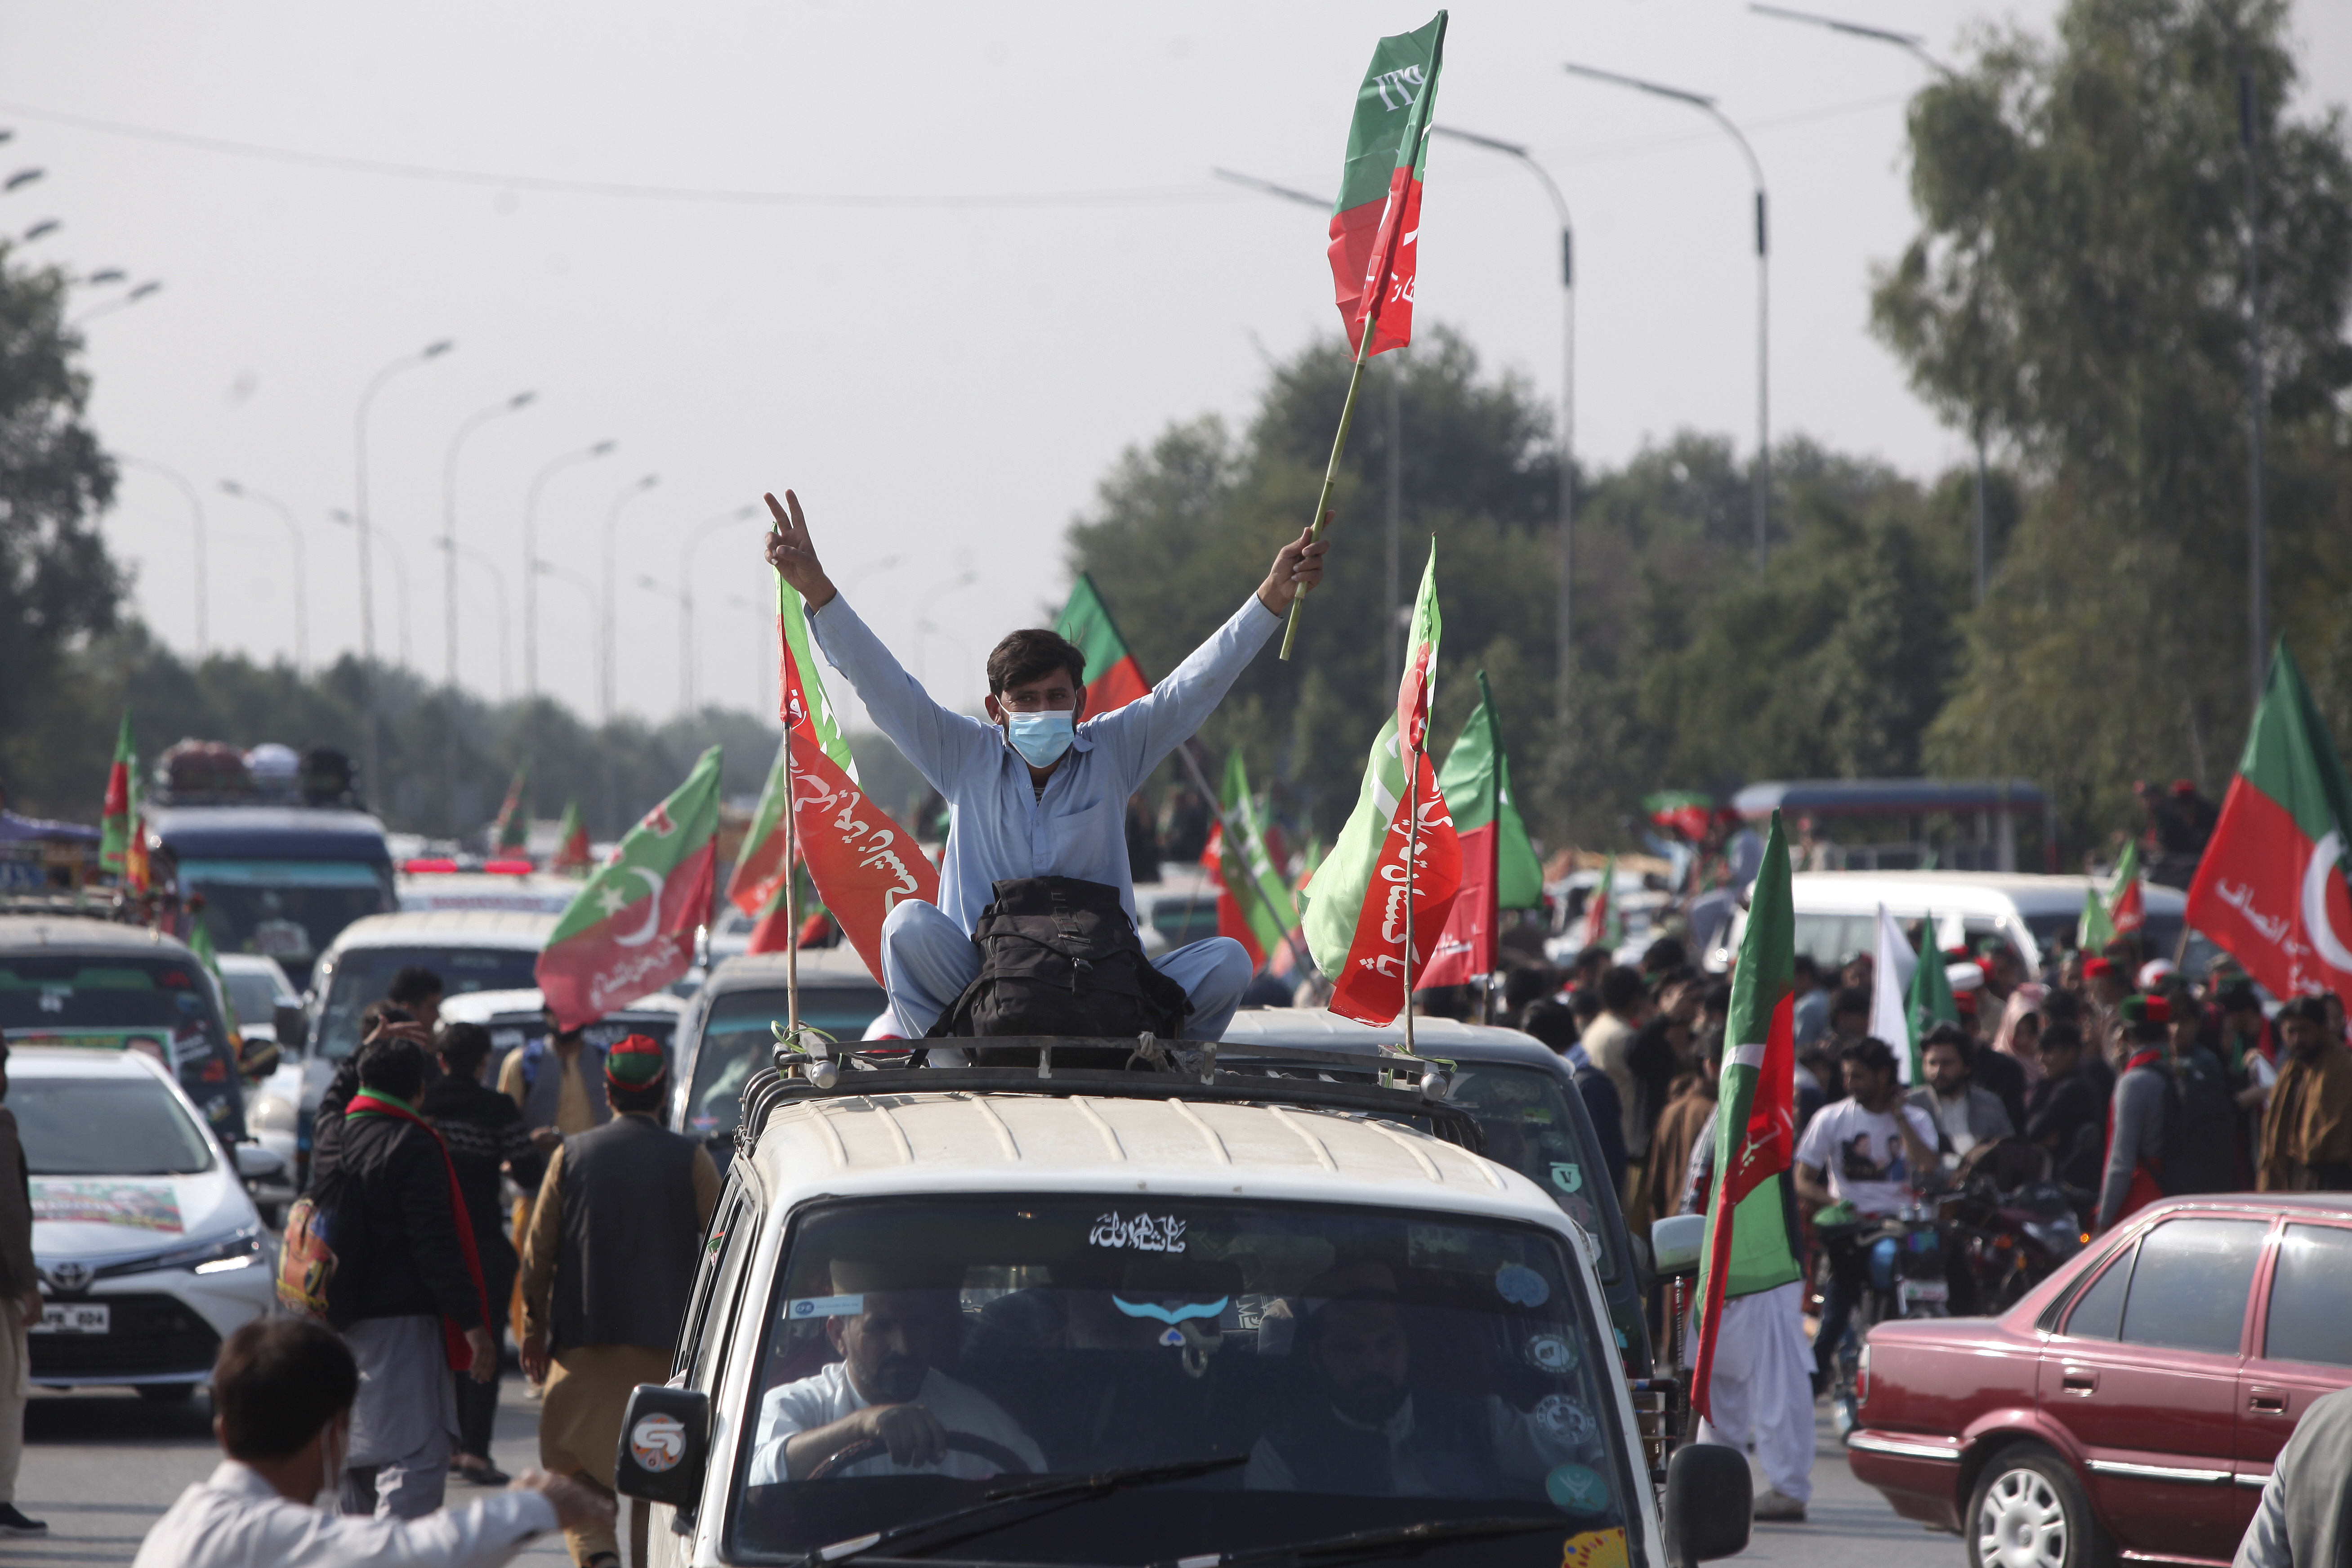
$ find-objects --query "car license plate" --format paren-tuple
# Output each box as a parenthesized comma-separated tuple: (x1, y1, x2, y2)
(32, 1303, 109, 1335)
(1901, 1279, 1949, 1304)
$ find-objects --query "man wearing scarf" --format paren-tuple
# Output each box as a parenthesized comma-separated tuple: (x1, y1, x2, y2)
(2258, 996, 2352, 1193)
(521, 1035, 719, 1568)
(2095, 995, 2175, 1233)
(334, 1035, 495, 1520)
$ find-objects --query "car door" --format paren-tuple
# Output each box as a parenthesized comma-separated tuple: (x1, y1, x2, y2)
(2038, 1215, 2264, 1562)
(2237, 1219, 2352, 1498)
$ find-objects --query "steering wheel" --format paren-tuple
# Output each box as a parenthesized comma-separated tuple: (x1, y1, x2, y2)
(805, 1431, 1033, 1482)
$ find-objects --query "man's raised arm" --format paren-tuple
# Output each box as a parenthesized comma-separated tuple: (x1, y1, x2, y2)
(762, 490, 991, 791)
(1088, 525, 1329, 778)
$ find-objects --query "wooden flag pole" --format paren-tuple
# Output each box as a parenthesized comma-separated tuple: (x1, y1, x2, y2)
(1279, 322, 1378, 662)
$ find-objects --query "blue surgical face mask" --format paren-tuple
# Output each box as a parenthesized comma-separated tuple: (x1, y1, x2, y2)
(1004, 709, 1076, 768)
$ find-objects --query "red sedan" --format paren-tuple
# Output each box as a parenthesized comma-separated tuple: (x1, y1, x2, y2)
(1846, 1193, 2352, 1568)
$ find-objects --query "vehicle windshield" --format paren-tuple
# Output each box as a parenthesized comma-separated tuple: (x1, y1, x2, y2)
(220, 970, 283, 1030)
(177, 859, 393, 986)
(729, 1196, 1638, 1568)
(316, 944, 544, 1059)
(12, 1076, 217, 1175)
(0, 956, 227, 1061)
(684, 985, 888, 1140)
(1444, 1065, 1620, 1284)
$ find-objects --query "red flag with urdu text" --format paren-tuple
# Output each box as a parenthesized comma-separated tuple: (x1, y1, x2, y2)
(1327, 13, 1447, 357)
(2186, 642, 2352, 1012)
(1421, 671, 1543, 989)
(535, 747, 722, 1031)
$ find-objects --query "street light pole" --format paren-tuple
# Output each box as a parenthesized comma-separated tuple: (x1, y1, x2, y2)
(599, 474, 661, 723)
(521, 440, 615, 701)
(1565, 63, 1771, 568)
(680, 504, 762, 717)
(354, 340, 454, 806)
(217, 480, 308, 673)
(533, 558, 606, 714)
(120, 457, 208, 657)
(441, 392, 536, 695)
(334, 510, 415, 675)
(637, 575, 692, 719)
(436, 537, 513, 701)
(1431, 125, 1577, 709)
(2242, 66, 2269, 709)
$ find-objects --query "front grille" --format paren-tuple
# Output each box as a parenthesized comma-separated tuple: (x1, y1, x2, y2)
(29, 1292, 222, 1379)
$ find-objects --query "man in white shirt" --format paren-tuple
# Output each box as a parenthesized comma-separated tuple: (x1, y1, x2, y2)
(1792, 1036, 1940, 1394)
(747, 1267, 1044, 1485)
(134, 1317, 606, 1568)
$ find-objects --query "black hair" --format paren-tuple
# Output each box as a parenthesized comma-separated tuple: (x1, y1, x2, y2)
(1569, 989, 1602, 1024)
(2220, 984, 2262, 1014)
(386, 965, 444, 1007)
(1502, 965, 1557, 1014)
(986, 628, 1087, 697)
(2039, 1021, 2084, 1057)
(1792, 954, 1820, 981)
(1518, 1001, 1579, 1054)
(355, 1035, 426, 1102)
(1701, 980, 1733, 1017)
(2280, 996, 2332, 1027)
(608, 1076, 667, 1115)
(436, 1021, 493, 1080)
(1830, 986, 1871, 1020)
(212, 1317, 359, 1461)
(2041, 988, 2084, 1027)
(1920, 1023, 1973, 1066)
(1840, 1036, 1898, 1077)
(1640, 937, 1687, 974)
(1599, 965, 1646, 1014)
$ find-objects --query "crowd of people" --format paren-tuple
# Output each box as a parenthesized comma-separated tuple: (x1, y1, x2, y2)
(127, 963, 717, 1567)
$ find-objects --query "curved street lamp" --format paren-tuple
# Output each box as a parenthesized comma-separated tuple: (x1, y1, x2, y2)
(118, 456, 208, 657)
(521, 439, 616, 700)
(441, 391, 536, 694)
(218, 479, 308, 673)
(353, 339, 455, 798)
(437, 536, 514, 700)
(599, 474, 660, 723)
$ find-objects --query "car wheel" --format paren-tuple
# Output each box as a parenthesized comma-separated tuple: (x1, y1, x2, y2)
(136, 1384, 196, 1404)
(1968, 1443, 2110, 1568)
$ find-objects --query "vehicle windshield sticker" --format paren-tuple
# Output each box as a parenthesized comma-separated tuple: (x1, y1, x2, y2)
(1544, 1462, 1609, 1515)
(1560, 1528, 1628, 1568)
(629, 1412, 687, 1473)
(1495, 1263, 1549, 1307)
(1088, 1211, 1187, 1253)
(787, 1294, 863, 1319)
(1549, 1162, 1582, 1194)
(1524, 1334, 1577, 1375)
(1159, 1326, 1186, 1347)
(1520, 1106, 1554, 1125)
(1111, 1295, 1229, 1325)
(1534, 1393, 1596, 1448)
(31, 1181, 183, 1233)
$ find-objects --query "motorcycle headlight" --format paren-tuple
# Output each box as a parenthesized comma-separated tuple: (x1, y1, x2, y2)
(249, 1093, 298, 1135)
(132, 1225, 265, 1277)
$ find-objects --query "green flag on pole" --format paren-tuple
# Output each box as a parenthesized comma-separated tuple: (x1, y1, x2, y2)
(1906, 912, 1959, 1080)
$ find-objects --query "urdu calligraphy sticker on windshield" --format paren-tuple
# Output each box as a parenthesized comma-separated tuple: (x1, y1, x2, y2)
(1087, 1211, 1187, 1253)
(1494, 1262, 1549, 1307)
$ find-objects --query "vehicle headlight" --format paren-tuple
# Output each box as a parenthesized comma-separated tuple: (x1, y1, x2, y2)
(134, 1225, 265, 1276)
(250, 1093, 298, 1135)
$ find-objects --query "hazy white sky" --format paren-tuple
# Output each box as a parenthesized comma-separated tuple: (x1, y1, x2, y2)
(9, 1, 2348, 729)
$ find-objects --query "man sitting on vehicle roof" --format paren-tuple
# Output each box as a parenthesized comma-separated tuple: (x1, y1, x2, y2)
(747, 1260, 1044, 1485)
(762, 489, 1327, 1041)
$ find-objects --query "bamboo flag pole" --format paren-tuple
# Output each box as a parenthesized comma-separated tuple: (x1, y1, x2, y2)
(1279, 323, 1377, 662)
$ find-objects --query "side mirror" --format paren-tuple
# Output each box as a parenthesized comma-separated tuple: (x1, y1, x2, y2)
(614, 1383, 710, 1519)
(1663, 1442, 1752, 1568)
(237, 1037, 282, 1082)
(233, 1144, 287, 1184)
(274, 1003, 308, 1054)
(1651, 1214, 1707, 1279)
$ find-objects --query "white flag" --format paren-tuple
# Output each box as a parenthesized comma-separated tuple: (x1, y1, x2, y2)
(1870, 902, 1918, 1083)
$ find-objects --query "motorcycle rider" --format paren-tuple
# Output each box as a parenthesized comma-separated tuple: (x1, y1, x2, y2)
(1793, 1037, 1939, 1395)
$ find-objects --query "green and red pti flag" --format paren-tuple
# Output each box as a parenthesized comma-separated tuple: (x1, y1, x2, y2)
(2187, 642, 2352, 1011)
(551, 799, 592, 876)
(1054, 573, 1152, 718)
(491, 761, 531, 854)
(729, 576, 937, 979)
(1421, 671, 1542, 988)
(1202, 749, 1304, 973)
(1327, 13, 1446, 357)
(1903, 913, 1960, 1084)
(1583, 852, 1625, 953)
(536, 747, 723, 1031)
(1690, 811, 1802, 1421)
(1302, 543, 1461, 1023)
(100, 711, 137, 878)
(1643, 791, 1716, 844)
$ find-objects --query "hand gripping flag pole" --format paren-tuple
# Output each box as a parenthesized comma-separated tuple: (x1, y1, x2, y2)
(1280, 12, 1447, 661)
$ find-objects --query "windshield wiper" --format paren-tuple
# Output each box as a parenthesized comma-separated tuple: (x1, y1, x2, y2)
(804, 1454, 1247, 1567)
(1155, 1516, 1565, 1568)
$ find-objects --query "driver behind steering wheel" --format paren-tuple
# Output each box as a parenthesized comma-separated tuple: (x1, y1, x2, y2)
(748, 1262, 1045, 1483)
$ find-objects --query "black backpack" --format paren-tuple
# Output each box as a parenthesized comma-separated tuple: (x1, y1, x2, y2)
(2158, 1047, 2236, 1196)
(930, 877, 1192, 1039)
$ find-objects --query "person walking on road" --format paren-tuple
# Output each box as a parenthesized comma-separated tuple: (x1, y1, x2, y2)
(520, 1035, 719, 1568)
(2258, 995, 2352, 1192)
(2097, 995, 2177, 1232)
(424, 1023, 535, 1488)
(499, 1012, 613, 1376)
(0, 1045, 42, 1538)
(134, 1317, 607, 1568)
(334, 1035, 497, 1520)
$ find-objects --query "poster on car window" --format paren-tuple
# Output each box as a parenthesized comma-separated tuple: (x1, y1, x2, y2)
(31, 1180, 184, 1233)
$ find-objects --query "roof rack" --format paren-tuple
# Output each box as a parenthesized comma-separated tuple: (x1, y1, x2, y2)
(733, 1035, 1485, 1159)
(0, 893, 139, 925)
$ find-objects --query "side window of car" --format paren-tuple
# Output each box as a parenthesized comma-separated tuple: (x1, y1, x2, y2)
(2060, 1241, 2135, 1340)
(674, 1181, 751, 1385)
(689, 1188, 763, 1393)
(2116, 1218, 2265, 1355)
(2263, 1224, 2352, 1368)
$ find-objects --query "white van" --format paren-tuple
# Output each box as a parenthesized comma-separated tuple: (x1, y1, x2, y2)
(1727, 871, 2212, 974)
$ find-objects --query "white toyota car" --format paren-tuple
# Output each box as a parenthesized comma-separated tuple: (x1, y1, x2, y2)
(12, 1046, 280, 1399)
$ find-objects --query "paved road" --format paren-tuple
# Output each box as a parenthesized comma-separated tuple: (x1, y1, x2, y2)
(14, 1384, 1956, 1567)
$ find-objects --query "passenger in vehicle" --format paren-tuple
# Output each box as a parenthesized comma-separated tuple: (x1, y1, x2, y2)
(747, 1264, 1046, 1484)
(1244, 1265, 1587, 1497)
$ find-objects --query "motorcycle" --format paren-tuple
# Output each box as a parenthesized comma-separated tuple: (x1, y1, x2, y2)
(1816, 1198, 1949, 1440)
(1948, 1139, 2089, 1314)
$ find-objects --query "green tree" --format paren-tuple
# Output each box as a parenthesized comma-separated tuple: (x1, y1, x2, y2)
(1876, 0, 2352, 836)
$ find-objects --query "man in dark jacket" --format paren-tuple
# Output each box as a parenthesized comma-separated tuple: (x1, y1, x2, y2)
(0, 1045, 43, 1537)
(335, 1036, 495, 1520)
(424, 1023, 534, 1489)
(521, 1035, 718, 1568)
(1519, 1001, 1628, 1200)
(2026, 1022, 2106, 1203)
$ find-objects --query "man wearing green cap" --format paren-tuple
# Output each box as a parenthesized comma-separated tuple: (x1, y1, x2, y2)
(520, 1035, 719, 1568)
